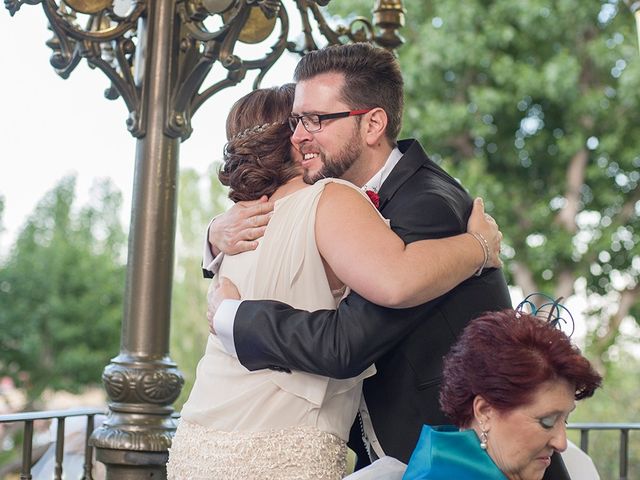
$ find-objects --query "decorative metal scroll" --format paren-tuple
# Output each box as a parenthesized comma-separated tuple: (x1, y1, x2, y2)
(5, 0, 406, 141)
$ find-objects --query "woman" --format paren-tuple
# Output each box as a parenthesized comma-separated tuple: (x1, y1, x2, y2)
(167, 84, 501, 479)
(402, 308, 602, 480)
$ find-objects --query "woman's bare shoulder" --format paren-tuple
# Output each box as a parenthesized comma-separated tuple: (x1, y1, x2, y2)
(317, 178, 365, 198)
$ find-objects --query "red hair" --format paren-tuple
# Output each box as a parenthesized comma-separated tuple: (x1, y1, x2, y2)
(440, 309, 602, 427)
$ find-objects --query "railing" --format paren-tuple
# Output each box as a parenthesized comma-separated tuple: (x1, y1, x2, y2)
(568, 422, 640, 480)
(0, 411, 638, 479)
(0, 407, 104, 480)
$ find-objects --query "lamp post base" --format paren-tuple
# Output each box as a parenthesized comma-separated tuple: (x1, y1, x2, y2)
(96, 448, 168, 480)
(89, 353, 183, 479)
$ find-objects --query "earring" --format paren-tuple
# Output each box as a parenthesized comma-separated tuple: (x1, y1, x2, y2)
(480, 427, 488, 450)
(478, 421, 488, 450)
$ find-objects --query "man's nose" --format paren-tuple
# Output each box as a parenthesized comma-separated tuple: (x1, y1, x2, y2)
(291, 120, 312, 146)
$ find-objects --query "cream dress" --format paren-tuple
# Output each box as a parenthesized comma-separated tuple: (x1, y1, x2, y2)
(167, 179, 377, 479)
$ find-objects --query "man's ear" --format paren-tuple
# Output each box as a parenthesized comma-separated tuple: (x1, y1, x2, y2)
(364, 107, 388, 146)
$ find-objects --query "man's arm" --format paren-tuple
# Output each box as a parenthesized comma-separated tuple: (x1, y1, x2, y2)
(234, 291, 445, 378)
(230, 265, 509, 379)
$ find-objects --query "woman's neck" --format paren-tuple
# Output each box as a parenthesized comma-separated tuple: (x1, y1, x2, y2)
(269, 175, 307, 202)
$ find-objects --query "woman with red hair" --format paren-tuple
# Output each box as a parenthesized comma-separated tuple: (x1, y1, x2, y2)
(402, 308, 602, 480)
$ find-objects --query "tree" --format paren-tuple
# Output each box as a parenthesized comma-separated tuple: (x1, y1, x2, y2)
(329, 0, 640, 368)
(0, 176, 125, 404)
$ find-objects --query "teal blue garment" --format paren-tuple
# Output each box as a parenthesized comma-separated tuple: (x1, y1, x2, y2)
(402, 425, 508, 480)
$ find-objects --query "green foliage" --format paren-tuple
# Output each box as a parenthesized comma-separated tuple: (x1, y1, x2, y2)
(170, 165, 230, 410)
(0, 176, 125, 403)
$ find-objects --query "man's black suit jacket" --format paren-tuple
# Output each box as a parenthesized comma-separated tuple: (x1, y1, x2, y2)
(227, 139, 570, 479)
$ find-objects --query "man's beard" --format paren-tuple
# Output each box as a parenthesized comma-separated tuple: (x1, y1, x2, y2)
(303, 133, 363, 185)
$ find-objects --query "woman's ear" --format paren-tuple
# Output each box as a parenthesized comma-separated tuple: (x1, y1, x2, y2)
(364, 107, 388, 146)
(473, 395, 494, 429)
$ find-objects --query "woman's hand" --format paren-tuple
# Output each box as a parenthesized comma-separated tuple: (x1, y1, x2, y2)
(467, 198, 503, 269)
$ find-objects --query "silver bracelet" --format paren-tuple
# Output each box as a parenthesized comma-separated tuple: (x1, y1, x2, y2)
(470, 232, 489, 277)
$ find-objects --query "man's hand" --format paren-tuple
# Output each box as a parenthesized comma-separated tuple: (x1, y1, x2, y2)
(209, 196, 274, 256)
(207, 277, 241, 335)
(467, 197, 503, 269)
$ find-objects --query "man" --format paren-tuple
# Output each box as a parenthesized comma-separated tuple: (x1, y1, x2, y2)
(204, 43, 569, 479)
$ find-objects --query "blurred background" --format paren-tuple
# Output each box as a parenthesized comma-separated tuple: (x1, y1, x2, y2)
(1, 0, 639, 477)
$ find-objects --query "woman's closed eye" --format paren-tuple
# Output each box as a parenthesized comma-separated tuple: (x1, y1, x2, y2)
(539, 415, 559, 429)
(539, 413, 570, 429)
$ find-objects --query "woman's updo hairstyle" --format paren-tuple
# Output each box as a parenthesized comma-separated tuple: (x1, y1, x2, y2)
(218, 83, 299, 202)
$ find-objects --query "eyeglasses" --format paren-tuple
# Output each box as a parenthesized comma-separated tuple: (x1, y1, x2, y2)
(288, 108, 373, 133)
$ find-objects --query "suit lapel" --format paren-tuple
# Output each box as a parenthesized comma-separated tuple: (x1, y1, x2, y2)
(378, 139, 430, 211)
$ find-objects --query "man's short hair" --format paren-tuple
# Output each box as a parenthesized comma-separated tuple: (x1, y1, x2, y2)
(294, 43, 404, 143)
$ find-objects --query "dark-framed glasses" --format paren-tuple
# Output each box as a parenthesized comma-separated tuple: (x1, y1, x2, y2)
(288, 108, 373, 133)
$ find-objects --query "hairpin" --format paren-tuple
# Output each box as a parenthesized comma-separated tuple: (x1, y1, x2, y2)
(515, 292, 575, 337)
(230, 121, 281, 141)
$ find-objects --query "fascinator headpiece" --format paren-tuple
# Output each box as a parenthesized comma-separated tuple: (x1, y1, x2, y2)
(515, 292, 575, 337)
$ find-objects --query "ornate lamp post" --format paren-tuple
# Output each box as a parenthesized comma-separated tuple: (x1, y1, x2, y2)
(5, 0, 405, 478)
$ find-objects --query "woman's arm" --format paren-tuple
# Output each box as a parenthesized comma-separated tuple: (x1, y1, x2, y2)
(315, 182, 501, 309)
